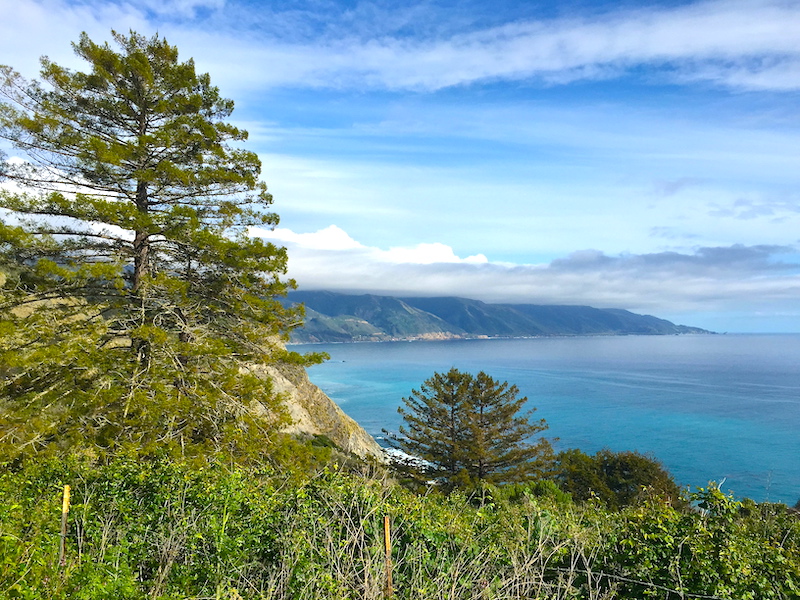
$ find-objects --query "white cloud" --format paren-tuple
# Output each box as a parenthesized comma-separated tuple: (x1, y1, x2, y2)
(381, 243, 488, 265)
(250, 224, 363, 251)
(251, 225, 489, 265)
(252, 226, 800, 327)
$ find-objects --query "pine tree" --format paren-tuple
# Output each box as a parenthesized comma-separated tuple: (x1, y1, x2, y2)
(391, 368, 552, 489)
(0, 31, 317, 462)
(394, 368, 472, 483)
(461, 371, 552, 486)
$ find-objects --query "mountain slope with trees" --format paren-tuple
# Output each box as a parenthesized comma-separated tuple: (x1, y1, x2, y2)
(286, 291, 711, 342)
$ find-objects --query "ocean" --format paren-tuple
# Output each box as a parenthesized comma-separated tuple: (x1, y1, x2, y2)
(293, 334, 800, 505)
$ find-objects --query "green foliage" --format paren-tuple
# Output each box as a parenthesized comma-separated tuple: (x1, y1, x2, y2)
(0, 456, 281, 599)
(592, 485, 800, 599)
(494, 479, 574, 506)
(0, 30, 320, 462)
(389, 368, 553, 491)
(553, 448, 684, 510)
(1, 458, 798, 599)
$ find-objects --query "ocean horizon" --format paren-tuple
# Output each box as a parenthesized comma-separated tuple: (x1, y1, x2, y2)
(294, 333, 800, 505)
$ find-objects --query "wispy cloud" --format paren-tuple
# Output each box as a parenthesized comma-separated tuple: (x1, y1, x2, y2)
(136, 0, 225, 19)
(360, 0, 800, 91)
(652, 178, 706, 198)
(707, 197, 800, 220)
(4, 0, 800, 92)
(180, 0, 800, 92)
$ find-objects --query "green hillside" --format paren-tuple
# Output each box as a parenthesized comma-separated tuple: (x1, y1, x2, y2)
(286, 291, 710, 342)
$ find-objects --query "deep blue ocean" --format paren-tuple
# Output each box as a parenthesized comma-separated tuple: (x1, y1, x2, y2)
(293, 334, 800, 505)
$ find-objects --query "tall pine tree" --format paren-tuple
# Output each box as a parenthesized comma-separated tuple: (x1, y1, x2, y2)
(0, 31, 316, 462)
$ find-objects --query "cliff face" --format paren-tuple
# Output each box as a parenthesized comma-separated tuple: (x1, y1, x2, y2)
(263, 362, 384, 461)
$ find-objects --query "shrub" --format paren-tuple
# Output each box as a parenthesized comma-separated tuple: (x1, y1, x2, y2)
(553, 448, 684, 510)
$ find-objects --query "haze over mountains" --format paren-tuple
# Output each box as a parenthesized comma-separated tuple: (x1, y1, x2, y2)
(285, 291, 710, 343)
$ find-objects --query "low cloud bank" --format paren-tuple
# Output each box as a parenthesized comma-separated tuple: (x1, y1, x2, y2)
(250, 226, 800, 325)
(253, 226, 489, 265)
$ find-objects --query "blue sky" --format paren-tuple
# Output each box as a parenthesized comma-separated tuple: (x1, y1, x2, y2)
(2, 0, 800, 332)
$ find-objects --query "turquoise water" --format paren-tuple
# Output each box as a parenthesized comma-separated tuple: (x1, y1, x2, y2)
(294, 334, 800, 505)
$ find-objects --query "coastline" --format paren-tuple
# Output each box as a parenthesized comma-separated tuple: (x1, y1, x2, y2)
(288, 331, 717, 345)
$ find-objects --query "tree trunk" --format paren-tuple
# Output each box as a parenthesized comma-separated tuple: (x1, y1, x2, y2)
(132, 180, 149, 292)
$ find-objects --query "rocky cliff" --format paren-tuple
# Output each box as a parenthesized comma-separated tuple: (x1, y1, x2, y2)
(263, 362, 384, 461)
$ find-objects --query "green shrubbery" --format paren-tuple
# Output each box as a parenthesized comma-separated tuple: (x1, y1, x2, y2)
(1, 454, 798, 599)
(553, 448, 685, 510)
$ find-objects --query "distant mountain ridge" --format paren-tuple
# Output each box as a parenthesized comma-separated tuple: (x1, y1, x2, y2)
(284, 291, 711, 343)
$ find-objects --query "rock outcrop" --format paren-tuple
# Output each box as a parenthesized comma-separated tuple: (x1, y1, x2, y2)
(263, 362, 384, 461)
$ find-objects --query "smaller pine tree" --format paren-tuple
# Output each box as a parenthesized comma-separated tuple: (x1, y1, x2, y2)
(393, 368, 471, 484)
(389, 368, 552, 490)
(462, 371, 553, 486)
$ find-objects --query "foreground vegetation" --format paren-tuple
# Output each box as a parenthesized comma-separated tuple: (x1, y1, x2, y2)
(2, 452, 798, 600)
